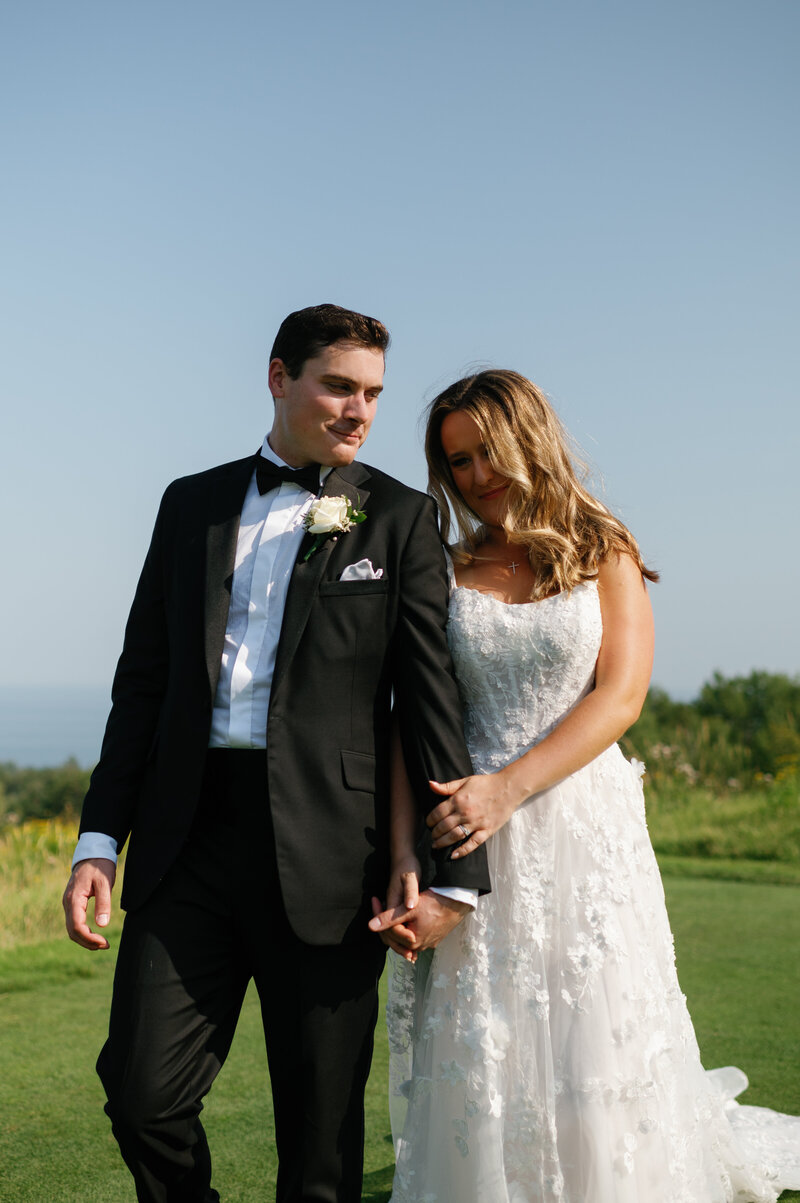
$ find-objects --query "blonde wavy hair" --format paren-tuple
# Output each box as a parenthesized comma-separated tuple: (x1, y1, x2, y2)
(425, 369, 658, 600)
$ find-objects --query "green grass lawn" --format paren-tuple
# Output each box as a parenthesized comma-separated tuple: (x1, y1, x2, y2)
(1, 876, 799, 1201)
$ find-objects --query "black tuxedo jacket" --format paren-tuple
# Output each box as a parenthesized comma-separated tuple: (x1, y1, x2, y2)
(80, 453, 490, 943)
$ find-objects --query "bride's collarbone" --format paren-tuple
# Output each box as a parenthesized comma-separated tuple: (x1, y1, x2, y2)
(454, 557, 538, 606)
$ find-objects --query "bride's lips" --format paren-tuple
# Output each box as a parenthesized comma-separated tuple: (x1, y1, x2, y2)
(480, 484, 509, 500)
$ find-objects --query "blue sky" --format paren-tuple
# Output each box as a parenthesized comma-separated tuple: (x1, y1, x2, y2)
(1, 0, 797, 698)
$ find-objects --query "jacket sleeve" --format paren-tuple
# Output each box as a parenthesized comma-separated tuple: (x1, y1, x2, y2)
(392, 496, 491, 895)
(77, 485, 173, 851)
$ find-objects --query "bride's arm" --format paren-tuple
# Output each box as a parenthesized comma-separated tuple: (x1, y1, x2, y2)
(369, 715, 423, 958)
(428, 551, 654, 858)
(388, 716, 423, 908)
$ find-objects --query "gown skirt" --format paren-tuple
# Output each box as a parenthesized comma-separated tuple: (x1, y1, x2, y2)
(387, 583, 800, 1202)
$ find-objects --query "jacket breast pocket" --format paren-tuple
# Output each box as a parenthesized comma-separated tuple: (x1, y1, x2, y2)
(319, 579, 390, 598)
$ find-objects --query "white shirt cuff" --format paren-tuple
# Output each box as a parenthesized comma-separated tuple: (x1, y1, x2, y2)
(72, 832, 118, 870)
(429, 885, 478, 909)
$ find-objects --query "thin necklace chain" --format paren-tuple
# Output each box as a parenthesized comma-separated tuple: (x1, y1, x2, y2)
(480, 550, 525, 576)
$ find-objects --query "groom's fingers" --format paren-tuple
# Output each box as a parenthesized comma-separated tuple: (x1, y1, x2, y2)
(62, 859, 116, 951)
(378, 928, 419, 960)
(369, 898, 419, 957)
(398, 891, 469, 951)
(368, 899, 417, 934)
(368, 905, 415, 932)
(378, 921, 419, 956)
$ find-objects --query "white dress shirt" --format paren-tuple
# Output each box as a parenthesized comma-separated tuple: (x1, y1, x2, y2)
(73, 436, 476, 908)
(208, 439, 327, 747)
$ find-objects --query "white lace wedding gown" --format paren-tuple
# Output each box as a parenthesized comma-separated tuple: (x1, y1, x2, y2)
(387, 581, 800, 1202)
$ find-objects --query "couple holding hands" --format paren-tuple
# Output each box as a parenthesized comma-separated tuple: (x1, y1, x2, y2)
(63, 304, 798, 1201)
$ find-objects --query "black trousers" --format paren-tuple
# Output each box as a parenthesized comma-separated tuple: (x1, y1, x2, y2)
(98, 750, 386, 1203)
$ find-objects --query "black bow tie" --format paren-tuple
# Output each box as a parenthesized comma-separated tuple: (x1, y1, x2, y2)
(255, 457, 321, 496)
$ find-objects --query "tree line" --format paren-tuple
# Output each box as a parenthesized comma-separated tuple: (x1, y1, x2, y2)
(620, 669, 800, 794)
(1, 671, 798, 827)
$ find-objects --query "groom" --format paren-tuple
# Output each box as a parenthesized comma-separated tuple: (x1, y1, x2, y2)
(62, 303, 490, 1203)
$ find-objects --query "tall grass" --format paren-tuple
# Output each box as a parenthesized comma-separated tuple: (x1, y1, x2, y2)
(0, 816, 126, 950)
(0, 818, 76, 949)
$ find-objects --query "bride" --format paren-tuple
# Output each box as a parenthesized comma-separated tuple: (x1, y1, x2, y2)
(378, 370, 800, 1201)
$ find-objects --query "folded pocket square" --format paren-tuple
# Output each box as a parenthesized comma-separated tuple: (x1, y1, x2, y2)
(339, 559, 384, 581)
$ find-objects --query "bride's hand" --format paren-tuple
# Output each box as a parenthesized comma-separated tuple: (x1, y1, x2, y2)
(427, 770, 523, 857)
(387, 853, 421, 917)
(370, 854, 422, 961)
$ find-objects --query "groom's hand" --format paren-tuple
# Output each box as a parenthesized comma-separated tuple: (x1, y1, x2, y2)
(369, 896, 419, 959)
(63, 858, 116, 950)
(369, 889, 469, 952)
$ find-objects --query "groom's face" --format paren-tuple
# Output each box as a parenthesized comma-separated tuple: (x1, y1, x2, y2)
(268, 341, 385, 468)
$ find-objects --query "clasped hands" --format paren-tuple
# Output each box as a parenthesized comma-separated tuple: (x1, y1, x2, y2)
(369, 874, 470, 963)
(369, 768, 522, 959)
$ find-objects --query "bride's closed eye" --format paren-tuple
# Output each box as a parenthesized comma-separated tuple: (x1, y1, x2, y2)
(449, 448, 493, 468)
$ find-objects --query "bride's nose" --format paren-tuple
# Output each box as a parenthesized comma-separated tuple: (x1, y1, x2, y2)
(474, 457, 495, 485)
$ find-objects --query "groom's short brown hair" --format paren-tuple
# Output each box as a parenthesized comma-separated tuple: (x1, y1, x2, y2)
(270, 303, 390, 380)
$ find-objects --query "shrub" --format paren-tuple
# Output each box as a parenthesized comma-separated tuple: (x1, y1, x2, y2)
(0, 760, 92, 826)
(622, 671, 800, 794)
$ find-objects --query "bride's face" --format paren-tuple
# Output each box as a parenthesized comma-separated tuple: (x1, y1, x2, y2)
(440, 410, 512, 528)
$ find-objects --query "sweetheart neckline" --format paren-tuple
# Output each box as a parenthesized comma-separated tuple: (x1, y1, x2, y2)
(451, 580, 598, 608)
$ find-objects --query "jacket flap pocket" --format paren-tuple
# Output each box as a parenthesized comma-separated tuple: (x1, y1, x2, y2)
(341, 749, 376, 793)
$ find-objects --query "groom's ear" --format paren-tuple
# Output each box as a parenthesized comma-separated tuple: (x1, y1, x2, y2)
(268, 357, 289, 400)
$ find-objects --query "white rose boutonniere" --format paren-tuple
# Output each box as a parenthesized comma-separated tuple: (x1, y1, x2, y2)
(303, 495, 366, 560)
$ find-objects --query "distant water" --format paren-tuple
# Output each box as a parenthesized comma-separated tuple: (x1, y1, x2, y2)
(0, 686, 110, 768)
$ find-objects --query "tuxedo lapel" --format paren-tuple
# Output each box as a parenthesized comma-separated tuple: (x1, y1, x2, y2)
(271, 463, 371, 697)
(204, 456, 257, 699)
